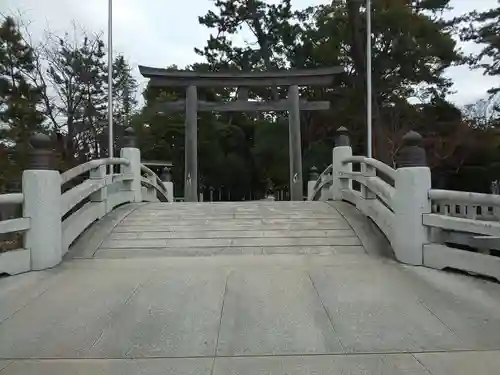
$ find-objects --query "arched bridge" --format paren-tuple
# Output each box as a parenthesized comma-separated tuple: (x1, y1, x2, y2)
(0, 129, 499, 375)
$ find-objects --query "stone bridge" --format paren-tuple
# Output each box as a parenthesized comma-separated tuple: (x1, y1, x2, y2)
(0, 130, 499, 375)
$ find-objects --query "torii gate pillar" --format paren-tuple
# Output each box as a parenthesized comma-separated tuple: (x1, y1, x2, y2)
(288, 85, 303, 201)
(185, 85, 198, 202)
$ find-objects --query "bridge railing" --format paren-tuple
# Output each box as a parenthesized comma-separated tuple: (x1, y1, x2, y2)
(307, 165, 333, 201)
(423, 190, 500, 279)
(337, 156, 396, 243)
(0, 194, 29, 275)
(60, 157, 131, 255)
(308, 127, 499, 281)
(0, 127, 173, 276)
(140, 163, 172, 202)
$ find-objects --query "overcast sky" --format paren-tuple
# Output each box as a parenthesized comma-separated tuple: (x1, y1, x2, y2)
(1, 0, 497, 106)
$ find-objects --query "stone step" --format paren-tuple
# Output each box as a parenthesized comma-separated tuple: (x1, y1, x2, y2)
(99, 201, 363, 259)
(113, 222, 352, 232)
(94, 245, 367, 258)
(109, 229, 356, 240)
(120, 218, 346, 226)
(101, 236, 361, 249)
(124, 215, 343, 222)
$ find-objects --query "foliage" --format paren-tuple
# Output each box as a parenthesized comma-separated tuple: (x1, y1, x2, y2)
(0, 16, 44, 191)
(460, 1, 500, 98)
(2, 1, 500, 197)
(112, 55, 138, 146)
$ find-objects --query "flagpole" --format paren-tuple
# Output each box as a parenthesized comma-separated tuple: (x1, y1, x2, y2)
(108, 0, 114, 159)
(366, 0, 372, 158)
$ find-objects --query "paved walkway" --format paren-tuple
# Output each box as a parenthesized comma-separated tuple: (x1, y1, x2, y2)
(0, 202, 499, 374)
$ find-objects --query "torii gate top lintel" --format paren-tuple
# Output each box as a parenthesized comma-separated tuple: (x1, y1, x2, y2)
(138, 65, 343, 88)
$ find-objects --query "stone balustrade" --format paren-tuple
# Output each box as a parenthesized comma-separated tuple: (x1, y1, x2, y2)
(308, 128, 500, 280)
(0, 128, 172, 275)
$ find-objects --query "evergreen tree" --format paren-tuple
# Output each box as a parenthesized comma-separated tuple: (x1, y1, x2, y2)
(110, 55, 138, 148)
(461, 1, 500, 100)
(42, 30, 108, 162)
(0, 16, 44, 190)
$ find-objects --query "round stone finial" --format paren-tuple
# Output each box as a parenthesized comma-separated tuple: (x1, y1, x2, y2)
(397, 130, 427, 168)
(402, 130, 422, 147)
(28, 133, 54, 170)
(160, 167, 172, 182)
(335, 126, 350, 147)
(123, 127, 137, 148)
(29, 133, 51, 149)
(309, 166, 319, 181)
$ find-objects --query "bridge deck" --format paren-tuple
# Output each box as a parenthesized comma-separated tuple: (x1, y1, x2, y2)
(0, 202, 499, 374)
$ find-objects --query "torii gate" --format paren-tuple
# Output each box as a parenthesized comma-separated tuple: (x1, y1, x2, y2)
(139, 66, 343, 202)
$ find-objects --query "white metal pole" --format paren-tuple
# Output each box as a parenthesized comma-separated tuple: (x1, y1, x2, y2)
(108, 0, 114, 159)
(366, 0, 373, 158)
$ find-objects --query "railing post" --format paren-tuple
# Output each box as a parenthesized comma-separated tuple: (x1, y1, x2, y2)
(209, 187, 215, 202)
(120, 127, 142, 203)
(331, 127, 352, 200)
(147, 174, 158, 202)
(393, 130, 431, 265)
(307, 166, 319, 200)
(161, 167, 174, 203)
(361, 163, 376, 199)
(23, 133, 62, 270)
(320, 171, 332, 201)
(90, 164, 108, 215)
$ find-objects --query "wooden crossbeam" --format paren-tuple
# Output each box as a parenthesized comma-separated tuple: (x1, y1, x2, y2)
(154, 99, 330, 113)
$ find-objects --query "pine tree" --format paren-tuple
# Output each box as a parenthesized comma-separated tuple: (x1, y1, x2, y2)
(79, 36, 107, 159)
(0, 16, 44, 190)
(42, 30, 108, 162)
(111, 55, 137, 144)
(461, 1, 500, 99)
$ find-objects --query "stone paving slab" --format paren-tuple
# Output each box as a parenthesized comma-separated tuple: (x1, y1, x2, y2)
(87, 269, 227, 358)
(0, 358, 213, 375)
(0, 269, 149, 359)
(2, 352, 500, 375)
(0, 362, 9, 372)
(214, 354, 430, 375)
(309, 265, 464, 353)
(216, 269, 343, 356)
(414, 351, 500, 375)
(0, 270, 63, 324)
(398, 266, 500, 350)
